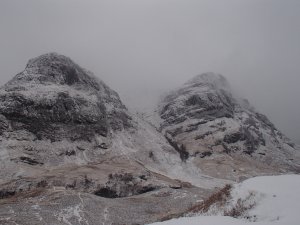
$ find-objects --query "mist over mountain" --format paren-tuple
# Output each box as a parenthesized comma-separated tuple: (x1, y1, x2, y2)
(0, 1, 300, 225)
(1, 0, 300, 144)
(0, 51, 299, 225)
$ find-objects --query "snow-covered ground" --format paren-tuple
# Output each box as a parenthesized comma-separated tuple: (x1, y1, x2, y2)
(150, 174, 300, 225)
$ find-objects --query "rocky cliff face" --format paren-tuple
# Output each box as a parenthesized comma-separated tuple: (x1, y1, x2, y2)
(154, 73, 300, 179)
(0, 53, 131, 141)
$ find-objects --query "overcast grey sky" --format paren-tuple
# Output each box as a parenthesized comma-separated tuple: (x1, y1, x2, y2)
(0, 0, 299, 143)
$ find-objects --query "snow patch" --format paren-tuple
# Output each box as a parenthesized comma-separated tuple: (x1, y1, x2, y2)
(150, 174, 300, 225)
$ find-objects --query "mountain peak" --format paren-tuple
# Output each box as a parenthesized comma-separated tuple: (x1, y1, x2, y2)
(26, 52, 70, 66)
(186, 72, 230, 90)
(0, 53, 131, 141)
(8, 52, 101, 89)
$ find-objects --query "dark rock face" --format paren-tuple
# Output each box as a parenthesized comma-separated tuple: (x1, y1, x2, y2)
(165, 134, 189, 161)
(18, 156, 44, 165)
(0, 190, 15, 199)
(159, 74, 236, 131)
(0, 53, 132, 142)
(0, 91, 108, 141)
(94, 172, 159, 198)
(0, 114, 8, 135)
(185, 91, 235, 119)
(222, 126, 264, 155)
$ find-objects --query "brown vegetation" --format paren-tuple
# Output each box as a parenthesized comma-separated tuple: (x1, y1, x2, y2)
(224, 191, 256, 218)
(187, 184, 232, 214)
(159, 184, 232, 222)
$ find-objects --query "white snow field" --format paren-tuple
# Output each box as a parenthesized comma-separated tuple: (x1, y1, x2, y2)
(150, 174, 300, 225)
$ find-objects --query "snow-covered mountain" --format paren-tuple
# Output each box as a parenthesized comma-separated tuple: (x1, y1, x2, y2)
(0, 53, 227, 225)
(0, 54, 299, 225)
(149, 72, 300, 180)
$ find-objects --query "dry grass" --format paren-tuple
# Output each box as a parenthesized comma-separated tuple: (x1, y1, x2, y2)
(187, 184, 232, 214)
(159, 184, 232, 222)
(224, 191, 256, 218)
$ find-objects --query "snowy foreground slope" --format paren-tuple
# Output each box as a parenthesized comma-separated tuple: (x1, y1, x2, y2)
(150, 175, 300, 225)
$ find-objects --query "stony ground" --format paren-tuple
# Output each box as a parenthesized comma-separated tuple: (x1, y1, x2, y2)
(0, 182, 214, 225)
